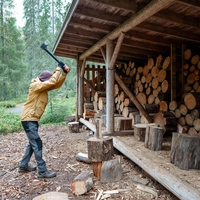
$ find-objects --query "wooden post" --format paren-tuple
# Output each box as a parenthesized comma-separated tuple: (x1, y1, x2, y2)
(106, 39, 115, 134)
(78, 58, 86, 117)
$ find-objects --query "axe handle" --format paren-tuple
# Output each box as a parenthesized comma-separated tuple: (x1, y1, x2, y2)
(43, 48, 60, 63)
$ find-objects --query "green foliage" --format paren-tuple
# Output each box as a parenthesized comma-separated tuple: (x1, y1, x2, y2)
(0, 101, 16, 108)
(0, 107, 22, 134)
(40, 96, 76, 125)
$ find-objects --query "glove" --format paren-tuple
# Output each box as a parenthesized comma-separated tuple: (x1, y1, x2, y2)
(58, 61, 65, 68)
(58, 61, 70, 73)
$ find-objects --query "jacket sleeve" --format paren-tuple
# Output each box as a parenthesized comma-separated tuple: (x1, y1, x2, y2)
(30, 67, 64, 92)
(47, 71, 67, 91)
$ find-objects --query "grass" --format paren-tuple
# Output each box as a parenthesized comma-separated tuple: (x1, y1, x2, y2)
(0, 92, 76, 135)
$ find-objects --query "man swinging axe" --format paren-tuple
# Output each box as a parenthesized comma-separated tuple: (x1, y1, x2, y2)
(18, 40, 70, 178)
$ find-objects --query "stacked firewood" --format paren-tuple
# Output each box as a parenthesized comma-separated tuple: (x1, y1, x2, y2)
(134, 55, 170, 111)
(170, 49, 200, 134)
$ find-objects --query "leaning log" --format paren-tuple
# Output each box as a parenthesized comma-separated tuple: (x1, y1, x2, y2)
(115, 72, 152, 123)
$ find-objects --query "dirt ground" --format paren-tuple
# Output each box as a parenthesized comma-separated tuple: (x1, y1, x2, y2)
(0, 124, 179, 200)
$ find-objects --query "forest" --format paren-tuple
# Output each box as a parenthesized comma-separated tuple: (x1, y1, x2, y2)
(0, 0, 76, 101)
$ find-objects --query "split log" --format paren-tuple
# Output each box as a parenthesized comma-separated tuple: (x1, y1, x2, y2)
(93, 156, 123, 182)
(171, 132, 200, 170)
(71, 171, 93, 196)
(137, 93, 147, 105)
(87, 137, 113, 162)
(145, 125, 164, 151)
(68, 122, 80, 133)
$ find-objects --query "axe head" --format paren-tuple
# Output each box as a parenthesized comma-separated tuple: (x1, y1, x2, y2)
(41, 40, 50, 50)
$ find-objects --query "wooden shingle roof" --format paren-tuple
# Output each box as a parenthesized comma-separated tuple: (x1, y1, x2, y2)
(53, 0, 200, 64)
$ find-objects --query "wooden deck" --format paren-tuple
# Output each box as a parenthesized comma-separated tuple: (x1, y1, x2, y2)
(113, 136, 200, 200)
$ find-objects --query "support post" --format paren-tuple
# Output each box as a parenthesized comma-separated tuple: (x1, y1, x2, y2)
(170, 44, 176, 101)
(78, 58, 86, 117)
(106, 39, 115, 134)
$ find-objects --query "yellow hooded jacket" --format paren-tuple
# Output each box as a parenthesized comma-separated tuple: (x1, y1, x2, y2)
(21, 67, 67, 121)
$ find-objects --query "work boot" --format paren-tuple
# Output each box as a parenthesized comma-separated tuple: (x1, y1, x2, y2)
(18, 165, 37, 173)
(37, 170, 56, 178)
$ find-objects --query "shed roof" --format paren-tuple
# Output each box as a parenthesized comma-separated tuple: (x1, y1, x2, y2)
(53, 0, 200, 64)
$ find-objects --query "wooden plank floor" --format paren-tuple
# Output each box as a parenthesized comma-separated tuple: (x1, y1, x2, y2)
(113, 136, 200, 200)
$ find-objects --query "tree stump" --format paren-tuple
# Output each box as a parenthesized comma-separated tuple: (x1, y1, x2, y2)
(71, 171, 93, 196)
(68, 122, 80, 133)
(170, 132, 200, 170)
(134, 124, 147, 142)
(145, 125, 164, 151)
(87, 137, 113, 162)
(93, 156, 123, 182)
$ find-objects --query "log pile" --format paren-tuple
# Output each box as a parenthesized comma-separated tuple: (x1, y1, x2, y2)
(169, 49, 200, 134)
(134, 55, 170, 110)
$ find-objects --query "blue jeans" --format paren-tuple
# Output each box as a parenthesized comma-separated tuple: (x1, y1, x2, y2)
(19, 121, 47, 172)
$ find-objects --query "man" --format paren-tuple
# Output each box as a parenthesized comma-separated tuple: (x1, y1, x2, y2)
(18, 64, 70, 178)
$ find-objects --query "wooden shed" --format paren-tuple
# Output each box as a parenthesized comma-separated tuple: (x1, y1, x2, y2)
(53, 0, 200, 199)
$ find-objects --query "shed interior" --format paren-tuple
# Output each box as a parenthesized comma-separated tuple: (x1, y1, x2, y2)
(53, 0, 200, 199)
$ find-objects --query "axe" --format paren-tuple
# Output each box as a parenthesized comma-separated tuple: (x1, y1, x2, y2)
(40, 40, 64, 67)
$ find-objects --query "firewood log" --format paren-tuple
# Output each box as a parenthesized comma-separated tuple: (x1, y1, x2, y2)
(193, 118, 200, 131)
(155, 55, 163, 68)
(169, 101, 177, 111)
(162, 56, 170, 69)
(71, 171, 93, 196)
(147, 58, 154, 69)
(184, 49, 192, 60)
(171, 132, 200, 170)
(151, 66, 159, 77)
(145, 125, 164, 151)
(191, 54, 199, 65)
(179, 104, 188, 116)
(187, 73, 195, 85)
(158, 69, 167, 82)
(94, 91, 106, 102)
(185, 114, 194, 126)
(184, 93, 196, 110)
(159, 101, 168, 111)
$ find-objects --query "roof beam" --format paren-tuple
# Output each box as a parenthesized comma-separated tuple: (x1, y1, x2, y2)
(138, 22, 200, 43)
(84, 0, 138, 12)
(177, 0, 200, 8)
(79, 0, 176, 60)
(154, 10, 200, 28)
